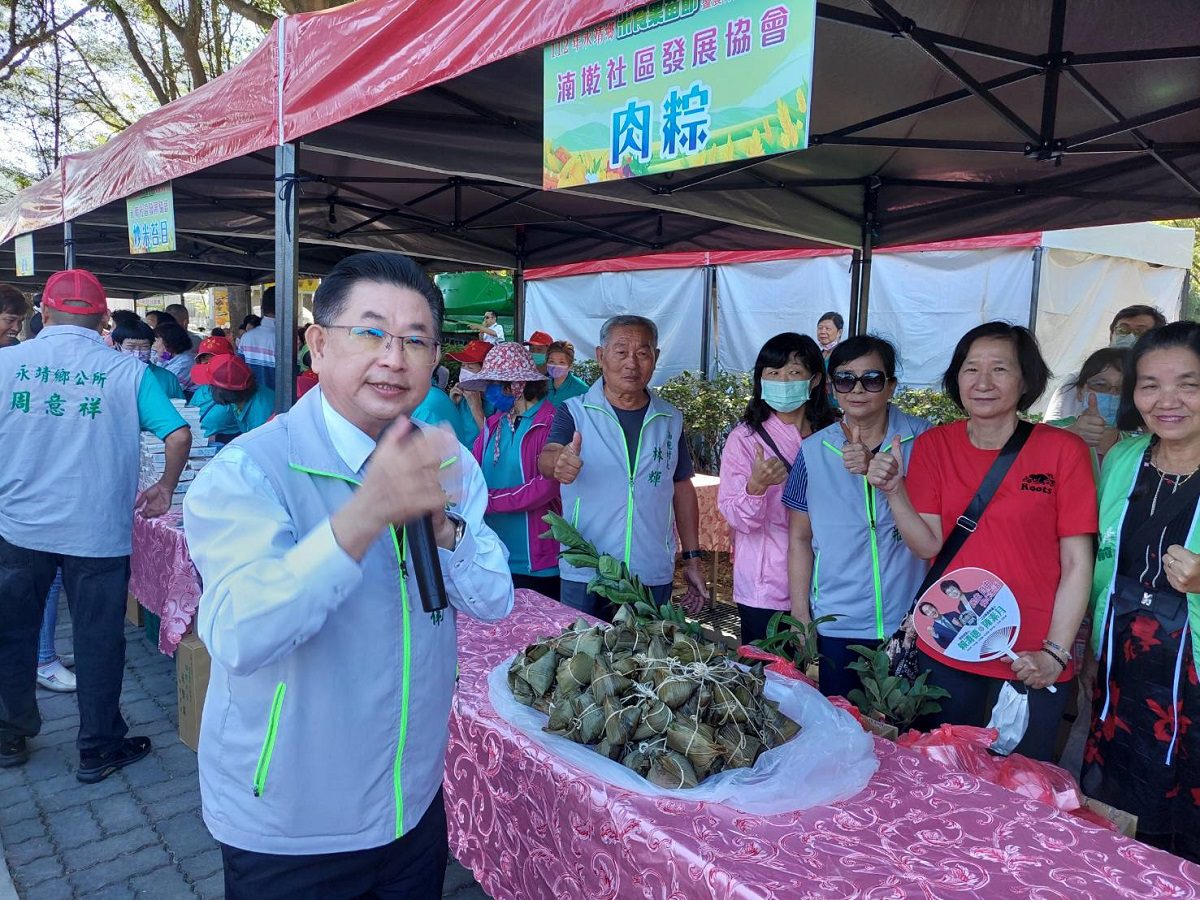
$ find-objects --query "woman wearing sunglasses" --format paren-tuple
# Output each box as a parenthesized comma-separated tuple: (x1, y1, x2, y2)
(867, 322, 1096, 760)
(718, 333, 835, 644)
(782, 335, 932, 697)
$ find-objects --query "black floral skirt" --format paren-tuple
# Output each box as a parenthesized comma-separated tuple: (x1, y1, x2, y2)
(1082, 610, 1200, 862)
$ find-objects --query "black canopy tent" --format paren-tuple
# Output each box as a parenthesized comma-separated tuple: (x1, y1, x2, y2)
(1, 0, 1197, 402)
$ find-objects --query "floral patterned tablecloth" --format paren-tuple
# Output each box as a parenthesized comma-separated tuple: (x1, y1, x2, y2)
(693, 474, 732, 554)
(129, 511, 202, 656)
(448, 590, 1200, 900)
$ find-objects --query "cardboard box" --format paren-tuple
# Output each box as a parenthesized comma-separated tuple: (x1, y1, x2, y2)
(176, 634, 211, 752)
(126, 593, 144, 627)
(1081, 796, 1138, 839)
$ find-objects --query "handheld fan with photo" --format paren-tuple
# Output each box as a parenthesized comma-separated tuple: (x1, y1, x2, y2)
(914, 566, 1056, 693)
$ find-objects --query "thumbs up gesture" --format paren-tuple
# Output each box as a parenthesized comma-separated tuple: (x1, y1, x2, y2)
(553, 431, 584, 484)
(842, 423, 873, 476)
(747, 442, 788, 494)
(866, 435, 905, 494)
(1072, 392, 1107, 449)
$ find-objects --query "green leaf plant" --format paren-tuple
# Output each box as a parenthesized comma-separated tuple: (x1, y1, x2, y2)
(844, 644, 950, 731)
(541, 512, 700, 635)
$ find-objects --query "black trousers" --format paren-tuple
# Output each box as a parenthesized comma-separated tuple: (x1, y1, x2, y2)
(221, 789, 450, 900)
(510, 573, 561, 601)
(736, 604, 778, 646)
(816, 634, 869, 699)
(0, 534, 130, 755)
(916, 650, 1069, 761)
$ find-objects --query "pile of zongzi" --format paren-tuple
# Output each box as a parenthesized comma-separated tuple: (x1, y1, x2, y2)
(507, 613, 801, 788)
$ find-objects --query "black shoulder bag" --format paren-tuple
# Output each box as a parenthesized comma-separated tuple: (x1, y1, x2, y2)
(887, 420, 1034, 681)
(751, 423, 794, 473)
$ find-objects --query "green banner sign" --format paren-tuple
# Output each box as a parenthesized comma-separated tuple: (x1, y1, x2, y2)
(543, 0, 815, 190)
(126, 184, 176, 255)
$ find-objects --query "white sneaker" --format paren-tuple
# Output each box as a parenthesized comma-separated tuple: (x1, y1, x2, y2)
(37, 659, 76, 692)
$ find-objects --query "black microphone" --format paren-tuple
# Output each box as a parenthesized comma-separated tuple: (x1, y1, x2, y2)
(405, 513, 448, 614)
(382, 418, 449, 614)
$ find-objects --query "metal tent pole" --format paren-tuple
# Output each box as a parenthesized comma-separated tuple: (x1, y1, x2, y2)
(700, 265, 714, 379)
(274, 142, 300, 413)
(63, 221, 76, 269)
(1029, 246, 1045, 330)
(848, 249, 862, 334)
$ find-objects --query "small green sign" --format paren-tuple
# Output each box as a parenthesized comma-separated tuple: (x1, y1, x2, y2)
(543, 0, 815, 190)
(126, 184, 176, 255)
(15, 233, 33, 276)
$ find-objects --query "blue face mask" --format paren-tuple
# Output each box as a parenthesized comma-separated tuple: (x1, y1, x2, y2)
(759, 378, 811, 413)
(1092, 392, 1120, 427)
(531, 353, 548, 366)
(485, 383, 515, 413)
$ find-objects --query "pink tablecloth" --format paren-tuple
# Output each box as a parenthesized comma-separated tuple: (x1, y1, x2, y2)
(129, 511, 202, 657)
(448, 590, 1200, 899)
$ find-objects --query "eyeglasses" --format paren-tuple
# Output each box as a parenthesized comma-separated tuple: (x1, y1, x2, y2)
(832, 370, 888, 394)
(1113, 323, 1153, 336)
(322, 325, 440, 362)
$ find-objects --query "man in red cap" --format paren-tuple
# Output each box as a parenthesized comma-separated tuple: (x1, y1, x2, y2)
(526, 330, 554, 375)
(446, 339, 493, 444)
(0, 269, 191, 781)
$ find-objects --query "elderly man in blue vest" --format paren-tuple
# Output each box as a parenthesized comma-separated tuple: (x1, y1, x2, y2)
(183, 252, 513, 897)
(539, 315, 709, 620)
(0, 269, 191, 780)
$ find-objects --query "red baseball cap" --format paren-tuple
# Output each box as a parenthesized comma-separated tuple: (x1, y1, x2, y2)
(527, 330, 554, 346)
(446, 339, 493, 364)
(43, 269, 108, 316)
(197, 336, 235, 358)
(192, 354, 253, 390)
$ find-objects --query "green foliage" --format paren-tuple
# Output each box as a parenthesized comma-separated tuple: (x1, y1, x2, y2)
(574, 359, 601, 385)
(845, 643, 950, 730)
(747, 612, 838, 672)
(1162, 218, 1200, 320)
(891, 388, 965, 426)
(656, 370, 753, 474)
(441, 344, 464, 387)
(540, 512, 700, 634)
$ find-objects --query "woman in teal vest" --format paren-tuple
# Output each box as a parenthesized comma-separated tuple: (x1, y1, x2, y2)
(1086, 322, 1200, 863)
(545, 340, 589, 408)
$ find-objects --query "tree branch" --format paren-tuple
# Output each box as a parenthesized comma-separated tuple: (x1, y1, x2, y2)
(220, 0, 277, 29)
(102, 0, 171, 105)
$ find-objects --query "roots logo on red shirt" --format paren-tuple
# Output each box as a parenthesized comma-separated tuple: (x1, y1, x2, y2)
(1020, 473, 1056, 494)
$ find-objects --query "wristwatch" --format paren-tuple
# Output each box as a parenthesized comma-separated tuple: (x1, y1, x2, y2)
(448, 513, 467, 549)
(681, 549, 703, 561)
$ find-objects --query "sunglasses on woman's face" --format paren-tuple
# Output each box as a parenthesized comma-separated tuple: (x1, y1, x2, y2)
(832, 370, 888, 393)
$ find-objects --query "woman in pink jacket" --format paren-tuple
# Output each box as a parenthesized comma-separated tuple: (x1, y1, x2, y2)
(718, 333, 836, 643)
(463, 343, 563, 600)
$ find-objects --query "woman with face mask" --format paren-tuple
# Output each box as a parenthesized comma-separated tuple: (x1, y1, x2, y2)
(1046, 347, 1128, 466)
(152, 320, 197, 395)
(717, 333, 835, 644)
(544, 340, 589, 407)
(461, 343, 563, 600)
(112, 318, 184, 400)
(782, 335, 932, 695)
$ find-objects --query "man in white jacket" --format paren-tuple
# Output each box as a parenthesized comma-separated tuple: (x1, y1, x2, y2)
(184, 252, 513, 897)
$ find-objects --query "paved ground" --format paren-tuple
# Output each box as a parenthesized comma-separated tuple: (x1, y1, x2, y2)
(0, 609, 488, 899)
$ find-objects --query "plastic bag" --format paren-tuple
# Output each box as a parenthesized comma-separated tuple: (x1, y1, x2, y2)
(488, 653, 878, 815)
(896, 723, 1114, 830)
(735, 644, 814, 685)
(986, 682, 1030, 755)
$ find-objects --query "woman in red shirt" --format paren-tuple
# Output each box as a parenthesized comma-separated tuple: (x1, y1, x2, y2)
(868, 322, 1097, 760)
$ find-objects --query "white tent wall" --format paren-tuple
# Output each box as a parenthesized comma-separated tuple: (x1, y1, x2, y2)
(524, 267, 707, 386)
(1033, 249, 1187, 415)
(865, 248, 1037, 389)
(714, 256, 852, 373)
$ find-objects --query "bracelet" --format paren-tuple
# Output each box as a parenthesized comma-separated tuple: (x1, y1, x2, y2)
(1042, 639, 1072, 661)
(1041, 647, 1068, 671)
(681, 550, 703, 561)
